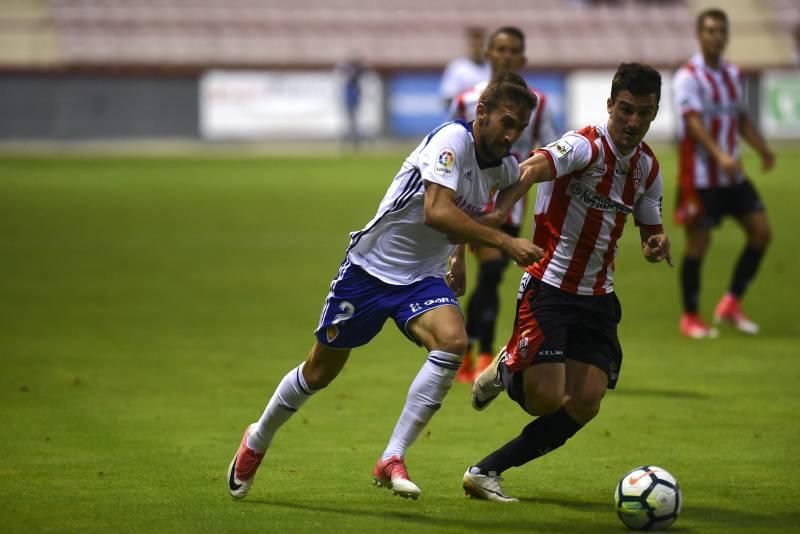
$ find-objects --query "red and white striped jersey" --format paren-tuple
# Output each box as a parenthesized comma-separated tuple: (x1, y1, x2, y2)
(449, 80, 559, 226)
(673, 52, 746, 190)
(529, 124, 663, 295)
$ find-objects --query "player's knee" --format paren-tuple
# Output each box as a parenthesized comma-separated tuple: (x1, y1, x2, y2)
(524, 391, 562, 417)
(563, 394, 602, 424)
(687, 237, 710, 257)
(750, 224, 771, 250)
(436, 333, 468, 357)
(478, 259, 507, 287)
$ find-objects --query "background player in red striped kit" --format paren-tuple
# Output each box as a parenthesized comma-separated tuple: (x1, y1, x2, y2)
(449, 26, 561, 383)
(673, 8, 775, 338)
(462, 63, 672, 502)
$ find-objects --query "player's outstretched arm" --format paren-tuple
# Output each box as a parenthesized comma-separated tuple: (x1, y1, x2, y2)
(640, 225, 673, 267)
(423, 182, 543, 267)
(492, 152, 555, 223)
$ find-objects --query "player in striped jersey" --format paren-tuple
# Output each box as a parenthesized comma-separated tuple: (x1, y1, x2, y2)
(449, 26, 561, 383)
(227, 73, 543, 501)
(463, 64, 672, 502)
(673, 8, 775, 338)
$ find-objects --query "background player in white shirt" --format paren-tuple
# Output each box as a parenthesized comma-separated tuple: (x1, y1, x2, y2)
(673, 8, 775, 339)
(464, 63, 672, 502)
(449, 26, 561, 383)
(439, 26, 492, 110)
(227, 72, 542, 501)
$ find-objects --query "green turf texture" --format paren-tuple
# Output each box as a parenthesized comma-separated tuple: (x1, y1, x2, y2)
(1, 147, 798, 533)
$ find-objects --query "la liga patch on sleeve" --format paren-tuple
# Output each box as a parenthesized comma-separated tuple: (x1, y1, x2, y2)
(435, 148, 455, 175)
(547, 139, 573, 159)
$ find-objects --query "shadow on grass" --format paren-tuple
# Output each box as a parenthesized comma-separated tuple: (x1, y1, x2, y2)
(241, 497, 612, 532)
(241, 495, 799, 532)
(614, 387, 710, 400)
(523, 494, 800, 531)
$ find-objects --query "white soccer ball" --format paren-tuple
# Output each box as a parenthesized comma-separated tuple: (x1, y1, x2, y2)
(614, 465, 682, 531)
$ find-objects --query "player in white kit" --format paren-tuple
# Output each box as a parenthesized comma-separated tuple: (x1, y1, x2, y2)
(440, 26, 492, 110)
(449, 26, 560, 382)
(464, 63, 672, 502)
(227, 72, 542, 501)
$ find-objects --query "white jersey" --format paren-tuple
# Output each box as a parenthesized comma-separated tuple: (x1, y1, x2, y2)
(448, 80, 560, 226)
(347, 121, 519, 285)
(439, 58, 492, 104)
(673, 52, 746, 189)
(529, 124, 663, 295)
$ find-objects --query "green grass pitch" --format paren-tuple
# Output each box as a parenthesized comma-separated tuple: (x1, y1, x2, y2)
(1, 146, 798, 532)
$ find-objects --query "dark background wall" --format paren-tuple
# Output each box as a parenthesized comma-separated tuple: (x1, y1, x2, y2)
(0, 74, 199, 140)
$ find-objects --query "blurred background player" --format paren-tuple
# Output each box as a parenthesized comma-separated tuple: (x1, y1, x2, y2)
(336, 57, 366, 149)
(673, 8, 775, 339)
(227, 73, 541, 501)
(449, 26, 561, 383)
(439, 26, 491, 110)
(465, 63, 670, 502)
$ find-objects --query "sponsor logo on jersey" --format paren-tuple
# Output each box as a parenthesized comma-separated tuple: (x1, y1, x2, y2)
(435, 149, 455, 175)
(453, 196, 488, 218)
(547, 139, 573, 159)
(568, 181, 632, 214)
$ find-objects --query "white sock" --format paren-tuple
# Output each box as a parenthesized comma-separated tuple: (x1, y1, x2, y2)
(381, 350, 461, 460)
(247, 362, 315, 453)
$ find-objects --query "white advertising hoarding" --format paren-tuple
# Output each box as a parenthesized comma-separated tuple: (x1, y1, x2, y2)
(200, 70, 382, 139)
(566, 70, 676, 141)
(761, 70, 800, 139)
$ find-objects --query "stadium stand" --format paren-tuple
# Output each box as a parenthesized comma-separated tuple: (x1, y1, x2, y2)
(0, 0, 795, 69)
(0, 0, 59, 66)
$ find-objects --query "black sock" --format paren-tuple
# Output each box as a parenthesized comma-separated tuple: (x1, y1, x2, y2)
(474, 407, 583, 475)
(680, 256, 702, 313)
(730, 246, 765, 298)
(466, 259, 506, 353)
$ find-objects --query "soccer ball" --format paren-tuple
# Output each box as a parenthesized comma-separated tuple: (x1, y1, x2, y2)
(614, 465, 682, 531)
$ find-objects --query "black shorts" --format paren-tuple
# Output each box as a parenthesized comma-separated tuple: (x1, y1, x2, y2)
(695, 179, 765, 229)
(500, 222, 521, 238)
(501, 274, 623, 409)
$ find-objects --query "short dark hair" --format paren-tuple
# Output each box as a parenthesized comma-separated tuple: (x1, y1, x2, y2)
(479, 70, 537, 114)
(696, 8, 728, 32)
(487, 26, 526, 52)
(610, 63, 662, 105)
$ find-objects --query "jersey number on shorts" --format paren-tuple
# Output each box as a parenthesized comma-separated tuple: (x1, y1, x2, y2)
(333, 301, 355, 324)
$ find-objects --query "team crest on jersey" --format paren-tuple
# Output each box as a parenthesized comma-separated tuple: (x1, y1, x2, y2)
(547, 139, 573, 159)
(435, 149, 455, 175)
(632, 166, 643, 189)
(326, 325, 339, 343)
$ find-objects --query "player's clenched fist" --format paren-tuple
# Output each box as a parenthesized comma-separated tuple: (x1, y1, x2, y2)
(503, 237, 544, 267)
